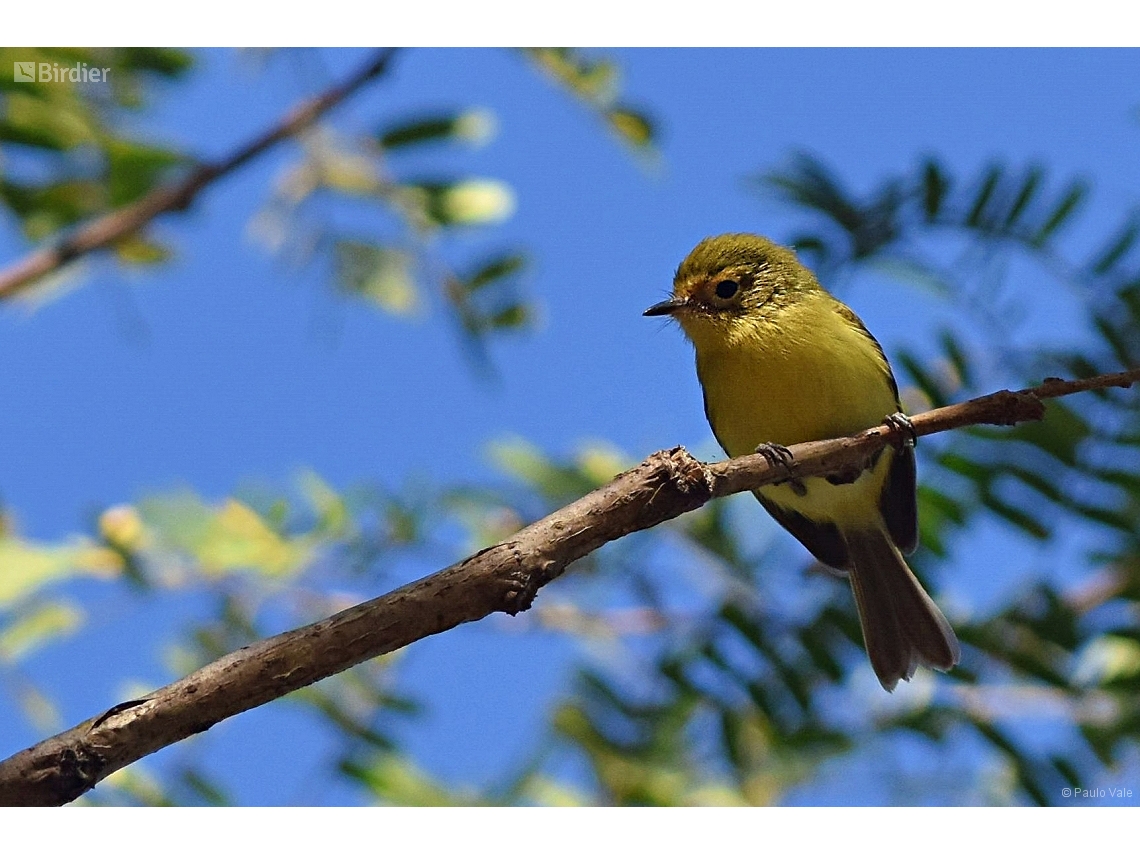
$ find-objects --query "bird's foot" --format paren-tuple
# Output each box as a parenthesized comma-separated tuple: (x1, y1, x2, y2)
(883, 412, 917, 449)
(755, 441, 794, 473)
(755, 442, 804, 492)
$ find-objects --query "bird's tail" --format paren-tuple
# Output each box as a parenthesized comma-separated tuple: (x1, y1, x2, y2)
(845, 529, 960, 691)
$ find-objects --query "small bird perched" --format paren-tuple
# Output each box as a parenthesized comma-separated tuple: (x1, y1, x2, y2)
(645, 233, 959, 691)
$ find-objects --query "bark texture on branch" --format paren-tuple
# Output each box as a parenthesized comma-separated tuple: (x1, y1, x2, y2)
(0, 369, 1135, 805)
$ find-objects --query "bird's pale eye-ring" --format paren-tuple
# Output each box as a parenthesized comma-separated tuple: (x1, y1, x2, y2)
(714, 279, 739, 300)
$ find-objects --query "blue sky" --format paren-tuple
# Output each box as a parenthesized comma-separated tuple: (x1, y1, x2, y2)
(2, 47, 1139, 805)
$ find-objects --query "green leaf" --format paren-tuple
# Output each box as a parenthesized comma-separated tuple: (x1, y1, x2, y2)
(897, 350, 951, 409)
(1031, 180, 1088, 246)
(1002, 166, 1043, 230)
(866, 256, 952, 296)
(340, 755, 472, 806)
(297, 470, 351, 538)
(788, 235, 828, 265)
(718, 709, 747, 773)
(489, 302, 529, 329)
(1092, 316, 1135, 369)
(379, 109, 496, 150)
(525, 48, 618, 106)
(106, 138, 185, 206)
(465, 252, 526, 292)
(917, 485, 967, 526)
(113, 233, 172, 265)
(965, 164, 1002, 229)
(606, 107, 656, 148)
(0, 600, 83, 660)
(332, 240, 417, 314)
(487, 437, 603, 501)
(116, 47, 194, 78)
(0, 90, 97, 150)
(1117, 282, 1140, 326)
(916, 485, 967, 556)
(921, 158, 949, 221)
(796, 626, 844, 680)
(137, 493, 316, 577)
(1088, 466, 1140, 494)
(0, 536, 121, 605)
(1089, 215, 1139, 275)
(0, 178, 105, 239)
(1000, 463, 1065, 505)
(762, 153, 862, 235)
(980, 493, 1049, 539)
(1065, 501, 1137, 534)
(1000, 400, 1090, 467)
(969, 718, 1050, 805)
(939, 329, 974, 388)
(937, 451, 993, 482)
(179, 770, 231, 806)
(407, 179, 515, 227)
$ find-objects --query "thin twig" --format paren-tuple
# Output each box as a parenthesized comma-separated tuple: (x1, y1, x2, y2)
(0, 48, 399, 301)
(0, 368, 1135, 806)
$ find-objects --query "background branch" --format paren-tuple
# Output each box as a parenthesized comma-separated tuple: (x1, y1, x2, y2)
(0, 368, 1134, 806)
(0, 48, 398, 302)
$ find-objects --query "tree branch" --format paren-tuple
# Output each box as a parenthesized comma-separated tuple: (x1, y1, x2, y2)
(0, 48, 399, 302)
(0, 368, 1135, 805)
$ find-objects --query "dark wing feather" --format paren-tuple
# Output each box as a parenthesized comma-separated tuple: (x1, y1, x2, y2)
(753, 490, 849, 569)
(834, 303, 919, 555)
(881, 444, 919, 554)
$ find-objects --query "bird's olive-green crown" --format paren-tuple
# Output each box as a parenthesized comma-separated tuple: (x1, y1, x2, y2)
(659, 233, 822, 327)
(673, 233, 814, 293)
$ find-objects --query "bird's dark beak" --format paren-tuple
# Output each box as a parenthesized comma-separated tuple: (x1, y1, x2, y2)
(643, 297, 685, 317)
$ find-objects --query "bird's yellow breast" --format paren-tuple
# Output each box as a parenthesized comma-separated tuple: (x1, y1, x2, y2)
(686, 291, 899, 524)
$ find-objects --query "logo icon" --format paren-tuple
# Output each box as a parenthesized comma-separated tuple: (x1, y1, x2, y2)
(11, 60, 111, 84)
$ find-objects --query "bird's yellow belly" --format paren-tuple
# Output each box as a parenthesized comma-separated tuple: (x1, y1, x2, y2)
(697, 320, 898, 525)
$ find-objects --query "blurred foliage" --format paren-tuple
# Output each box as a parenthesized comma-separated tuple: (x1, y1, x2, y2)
(531, 152, 1140, 806)
(2, 51, 1138, 807)
(1, 48, 656, 361)
(523, 49, 657, 153)
(0, 47, 191, 250)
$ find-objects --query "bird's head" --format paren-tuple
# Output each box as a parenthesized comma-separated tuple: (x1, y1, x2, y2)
(644, 233, 817, 349)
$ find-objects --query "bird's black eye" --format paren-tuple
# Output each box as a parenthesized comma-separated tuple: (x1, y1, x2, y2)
(714, 279, 739, 299)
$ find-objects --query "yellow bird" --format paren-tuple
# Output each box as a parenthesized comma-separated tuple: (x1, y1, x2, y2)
(645, 233, 959, 691)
